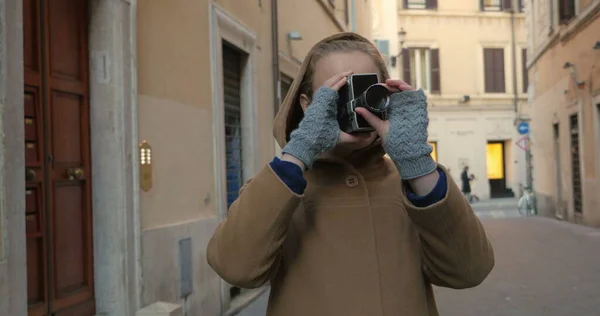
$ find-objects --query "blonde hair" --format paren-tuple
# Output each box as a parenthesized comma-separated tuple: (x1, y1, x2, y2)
(298, 39, 390, 98)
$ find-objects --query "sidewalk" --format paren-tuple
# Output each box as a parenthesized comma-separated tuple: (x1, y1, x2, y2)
(234, 289, 269, 316)
(470, 197, 518, 211)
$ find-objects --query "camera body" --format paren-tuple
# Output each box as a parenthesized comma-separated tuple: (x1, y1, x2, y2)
(337, 73, 390, 134)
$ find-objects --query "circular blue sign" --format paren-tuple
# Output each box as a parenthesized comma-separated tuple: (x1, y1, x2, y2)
(517, 122, 529, 135)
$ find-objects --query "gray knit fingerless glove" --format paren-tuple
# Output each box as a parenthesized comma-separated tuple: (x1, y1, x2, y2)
(384, 89, 437, 179)
(282, 87, 341, 169)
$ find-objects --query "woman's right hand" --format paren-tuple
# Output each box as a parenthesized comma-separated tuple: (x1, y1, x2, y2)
(281, 71, 351, 169)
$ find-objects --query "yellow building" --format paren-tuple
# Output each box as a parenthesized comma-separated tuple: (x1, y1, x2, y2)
(372, 0, 529, 200)
(526, 0, 600, 226)
(0, 0, 371, 315)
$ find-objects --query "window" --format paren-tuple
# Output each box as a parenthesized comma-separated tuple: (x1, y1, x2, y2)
(402, 48, 440, 93)
(222, 43, 245, 208)
(559, 0, 575, 23)
(374, 39, 390, 57)
(484, 48, 506, 93)
(410, 49, 430, 91)
(518, 0, 524, 12)
(429, 141, 438, 162)
(278, 74, 293, 117)
(521, 48, 528, 93)
(480, 0, 513, 11)
(404, 0, 437, 10)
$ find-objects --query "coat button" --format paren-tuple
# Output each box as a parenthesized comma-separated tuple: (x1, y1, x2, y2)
(345, 175, 359, 188)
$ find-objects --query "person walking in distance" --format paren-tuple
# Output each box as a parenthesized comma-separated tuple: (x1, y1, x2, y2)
(461, 166, 473, 202)
(207, 32, 494, 316)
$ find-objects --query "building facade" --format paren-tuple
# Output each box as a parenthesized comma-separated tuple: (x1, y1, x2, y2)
(372, 0, 529, 200)
(0, 0, 370, 315)
(526, 0, 600, 226)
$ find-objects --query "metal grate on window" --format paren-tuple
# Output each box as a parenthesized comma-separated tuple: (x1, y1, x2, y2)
(482, 0, 502, 11)
(569, 114, 582, 213)
(406, 0, 427, 9)
(222, 43, 244, 208)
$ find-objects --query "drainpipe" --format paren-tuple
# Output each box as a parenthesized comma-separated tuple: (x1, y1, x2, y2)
(271, 0, 280, 112)
(510, 2, 518, 117)
(350, 0, 357, 32)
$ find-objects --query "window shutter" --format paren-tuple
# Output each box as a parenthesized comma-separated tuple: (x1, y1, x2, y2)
(403, 0, 409, 9)
(522, 48, 528, 93)
(484, 49, 494, 93)
(495, 49, 506, 93)
(426, 0, 438, 10)
(559, 0, 576, 23)
(402, 49, 412, 86)
(502, 0, 513, 11)
(430, 49, 441, 94)
(480, 0, 485, 11)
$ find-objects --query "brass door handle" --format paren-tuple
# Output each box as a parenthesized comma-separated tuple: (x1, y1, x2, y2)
(66, 168, 84, 180)
(26, 168, 36, 181)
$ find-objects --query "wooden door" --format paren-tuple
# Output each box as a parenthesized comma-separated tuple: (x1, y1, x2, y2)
(23, 0, 95, 315)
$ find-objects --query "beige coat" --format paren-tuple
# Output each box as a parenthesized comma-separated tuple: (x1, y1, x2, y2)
(207, 33, 494, 316)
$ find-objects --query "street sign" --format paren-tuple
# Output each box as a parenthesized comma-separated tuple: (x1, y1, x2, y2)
(517, 121, 530, 135)
(515, 136, 529, 151)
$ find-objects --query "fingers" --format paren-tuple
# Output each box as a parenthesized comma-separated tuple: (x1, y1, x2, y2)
(330, 76, 348, 91)
(324, 71, 353, 91)
(385, 78, 415, 91)
(338, 130, 378, 147)
(380, 83, 401, 93)
(355, 108, 387, 136)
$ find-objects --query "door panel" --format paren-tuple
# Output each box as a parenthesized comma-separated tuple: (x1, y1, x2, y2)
(24, 1, 48, 315)
(47, 0, 83, 81)
(24, 0, 94, 315)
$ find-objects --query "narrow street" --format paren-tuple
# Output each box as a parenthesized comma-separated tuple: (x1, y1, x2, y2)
(236, 199, 600, 316)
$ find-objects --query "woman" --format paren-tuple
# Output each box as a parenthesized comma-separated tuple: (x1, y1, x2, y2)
(207, 32, 494, 316)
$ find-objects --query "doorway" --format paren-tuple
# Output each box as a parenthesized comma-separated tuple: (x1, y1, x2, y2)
(486, 141, 508, 198)
(23, 0, 95, 315)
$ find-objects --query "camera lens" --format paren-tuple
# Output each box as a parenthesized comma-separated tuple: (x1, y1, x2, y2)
(363, 84, 390, 112)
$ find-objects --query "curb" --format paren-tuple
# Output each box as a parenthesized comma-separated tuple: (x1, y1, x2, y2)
(224, 286, 269, 316)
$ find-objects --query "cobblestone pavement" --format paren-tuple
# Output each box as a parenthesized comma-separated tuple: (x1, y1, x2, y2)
(434, 216, 600, 316)
(236, 202, 600, 316)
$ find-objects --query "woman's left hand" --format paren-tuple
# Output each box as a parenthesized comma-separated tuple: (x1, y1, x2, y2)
(356, 79, 437, 180)
(355, 79, 414, 140)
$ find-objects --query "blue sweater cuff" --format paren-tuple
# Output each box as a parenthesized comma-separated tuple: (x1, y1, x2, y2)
(405, 168, 447, 208)
(269, 157, 307, 195)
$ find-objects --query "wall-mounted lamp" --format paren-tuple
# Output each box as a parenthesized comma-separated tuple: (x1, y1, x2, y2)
(287, 31, 303, 41)
(563, 62, 586, 89)
(398, 28, 407, 49)
(459, 95, 471, 104)
(391, 28, 407, 67)
(287, 31, 303, 62)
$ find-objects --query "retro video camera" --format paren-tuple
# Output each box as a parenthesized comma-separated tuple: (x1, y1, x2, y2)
(337, 73, 390, 134)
